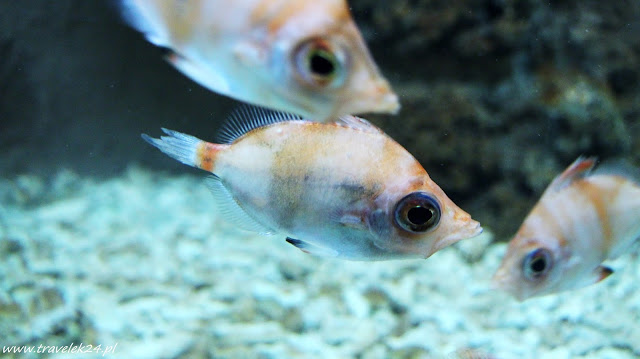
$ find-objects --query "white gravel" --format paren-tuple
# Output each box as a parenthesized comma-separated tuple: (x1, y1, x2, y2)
(1, 167, 639, 359)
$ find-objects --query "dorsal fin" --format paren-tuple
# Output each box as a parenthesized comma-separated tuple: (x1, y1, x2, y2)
(216, 105, 303, 144)
(205, 175, 275, 235)
(334, 115, 384, 134)
(592, 158, 640, 186)
(548, 156, 597, 192)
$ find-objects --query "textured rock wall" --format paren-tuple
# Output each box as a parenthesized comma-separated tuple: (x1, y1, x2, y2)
(352, 0, 640, 237)
(1, 0, 639, 238)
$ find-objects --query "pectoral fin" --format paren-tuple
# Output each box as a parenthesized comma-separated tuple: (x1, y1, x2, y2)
(595, 265, 614, 283)
(286, 237, 339, 258)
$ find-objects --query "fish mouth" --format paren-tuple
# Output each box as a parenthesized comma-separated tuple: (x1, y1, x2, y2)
(364, 80, 400, 114)
(340, 79, 400, 117)
(491, 267, 527, 301)
(454, 218, 483, 241)
(455, 217, 483, 239)
(371, 81, 400, 114)
(430, 219, 483, 255)
(467, 220, 483, 237)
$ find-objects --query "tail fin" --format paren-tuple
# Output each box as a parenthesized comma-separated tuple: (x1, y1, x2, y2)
(119, 0, 171, 47)
(142, 128, 223, 172)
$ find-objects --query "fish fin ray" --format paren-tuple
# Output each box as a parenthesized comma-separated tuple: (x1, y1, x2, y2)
(592, 158, 640, 186)
(205, 176, 275, 235)
(285, 237, 339, 258)
(119, 0, 171, 47)
(120, 0, 234, 97)
(334, 115, 384, 134)
(166, 52, 232, 95)
(548, 156, 597, 192)
(594, 265, 613, 283)
(216, 105, 303, 144)
(142, 128, 202, 168)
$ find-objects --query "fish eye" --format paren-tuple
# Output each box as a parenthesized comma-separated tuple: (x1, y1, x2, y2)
(394, 192, 441, 233)
(294, 38, 346, 88)
(523, 248, 553, 280)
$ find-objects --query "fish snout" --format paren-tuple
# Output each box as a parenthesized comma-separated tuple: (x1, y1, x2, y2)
(369, 79, 400, 114)
(463, 218, 483, 238)
(491, 267, 526, 301)
(429, 215, 483, 256)
(452, 209, 483, 239)
(491, 269, 509, 290)
(342, 78, 399, 117)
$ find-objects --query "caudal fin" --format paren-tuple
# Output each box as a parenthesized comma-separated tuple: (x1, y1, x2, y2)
(142, 128, 222, 172)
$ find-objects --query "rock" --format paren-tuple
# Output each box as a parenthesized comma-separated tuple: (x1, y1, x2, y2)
(211, 322, 284, 346)
(343, 287, 371, 319)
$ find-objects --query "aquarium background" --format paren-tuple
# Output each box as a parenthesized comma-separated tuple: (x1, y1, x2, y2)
(1, 0, 639, 358)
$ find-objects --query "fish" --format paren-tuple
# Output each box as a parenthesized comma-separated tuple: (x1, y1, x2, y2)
(119, 0, 399, 121)
(492, 157, 640, 300)
(142, 106, 482, 260)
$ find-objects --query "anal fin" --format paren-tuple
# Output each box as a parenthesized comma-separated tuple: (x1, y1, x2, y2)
(286, 237, 339, 258)
(166, 52, 231, 96)
(205, 175, 274, 235)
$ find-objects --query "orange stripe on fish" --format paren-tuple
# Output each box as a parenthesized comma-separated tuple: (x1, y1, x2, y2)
(196, 142, 223, 172)
(262, 1, 350, 35)
(575, 180, 614, 253)
(266, 2, 309, 35)
(515, 199, 568, 249)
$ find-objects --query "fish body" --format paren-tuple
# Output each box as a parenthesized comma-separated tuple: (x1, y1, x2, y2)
(120, 0, 399, 121)
(493, 157, 640, 300)
(143, 108, 481, 260)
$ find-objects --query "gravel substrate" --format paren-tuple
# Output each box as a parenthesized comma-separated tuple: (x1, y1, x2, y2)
(1, 168, 639, 359)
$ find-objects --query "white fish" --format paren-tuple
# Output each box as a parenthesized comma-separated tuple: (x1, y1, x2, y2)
(120, 0, 399, 121)
(142, 107, 482, 260)
(493, 157, 640, 300)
